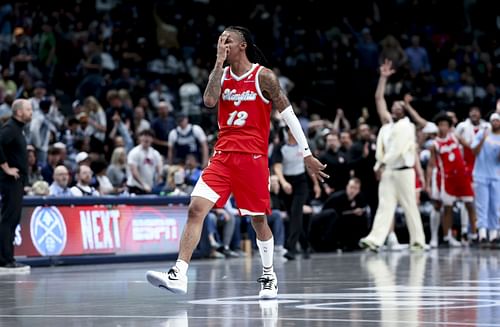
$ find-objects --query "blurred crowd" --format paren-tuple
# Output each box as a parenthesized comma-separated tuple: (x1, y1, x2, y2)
(1, 0, 500, 258)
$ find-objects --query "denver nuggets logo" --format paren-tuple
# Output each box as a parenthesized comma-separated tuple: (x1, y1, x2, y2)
(30, 206, 67, 256)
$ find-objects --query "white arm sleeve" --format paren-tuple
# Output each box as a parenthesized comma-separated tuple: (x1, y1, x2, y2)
(280, 106, 312, 157)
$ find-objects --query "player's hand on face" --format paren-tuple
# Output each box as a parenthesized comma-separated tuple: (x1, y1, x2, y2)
(217, 34, 229, 63)
(305, 156, 328, 183)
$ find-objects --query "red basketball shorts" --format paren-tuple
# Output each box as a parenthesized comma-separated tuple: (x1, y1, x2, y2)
(191, 151, 271, 216)
(441, 170, 474, 205)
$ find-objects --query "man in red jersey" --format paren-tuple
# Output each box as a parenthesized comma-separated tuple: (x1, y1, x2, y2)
(426, 112, 478, 247)
(146, 26, 327, 298)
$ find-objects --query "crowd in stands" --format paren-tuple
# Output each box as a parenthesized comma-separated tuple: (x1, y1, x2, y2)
(1, 1, 500, 258)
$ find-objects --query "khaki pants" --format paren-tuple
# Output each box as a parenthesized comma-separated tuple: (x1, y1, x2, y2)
(364, 168, 425, 246)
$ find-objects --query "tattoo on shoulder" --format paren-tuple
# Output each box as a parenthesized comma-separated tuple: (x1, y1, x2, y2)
(259, 68, 290, 111)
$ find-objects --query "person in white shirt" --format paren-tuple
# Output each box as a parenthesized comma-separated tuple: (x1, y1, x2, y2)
(359, 59, 427, 252)
(126, 129, 163, 194)
(70, 165, 100, 196)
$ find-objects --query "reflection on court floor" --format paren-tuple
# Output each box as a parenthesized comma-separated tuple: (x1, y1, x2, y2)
(1, 249, 500, 326)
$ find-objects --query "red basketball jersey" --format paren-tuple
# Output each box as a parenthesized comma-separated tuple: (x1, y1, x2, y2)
(433, 134, 467, 175)
(462, 125, 481, 170)
(215, 64, 272, 155)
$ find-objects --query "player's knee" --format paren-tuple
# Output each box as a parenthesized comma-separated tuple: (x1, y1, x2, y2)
(188, 203, 209, 222)
(250, 215, 267, 228)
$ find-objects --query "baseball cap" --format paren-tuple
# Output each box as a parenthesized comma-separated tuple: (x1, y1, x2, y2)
(490, 113, 500, 122)
(422, 122, 438, 134)
(53, 142, 66, 150)
(75, 152, 89, 164)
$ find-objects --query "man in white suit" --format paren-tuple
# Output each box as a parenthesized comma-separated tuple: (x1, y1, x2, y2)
(359, 60, 427, 252)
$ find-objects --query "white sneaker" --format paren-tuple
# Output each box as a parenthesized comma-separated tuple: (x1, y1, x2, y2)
(274, 245, 287, 255)
(444, 236, 462, 248)
(146, 267, 188, 294)
(429, 238, 438, 248)
(386, 241, 409, 251)
(258, 272, 278, 299)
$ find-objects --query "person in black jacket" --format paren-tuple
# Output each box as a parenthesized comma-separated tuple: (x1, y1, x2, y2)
(0, 99, 32, 272)
(310, 178, 369, 251)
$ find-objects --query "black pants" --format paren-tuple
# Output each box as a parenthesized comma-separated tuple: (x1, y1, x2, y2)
(309, 209, 370, 252)
(0, 177, 24, 265)
(282, 173, 309, 253)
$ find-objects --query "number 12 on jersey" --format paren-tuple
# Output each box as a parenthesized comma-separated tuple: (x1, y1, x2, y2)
(227, 110, 249, 126)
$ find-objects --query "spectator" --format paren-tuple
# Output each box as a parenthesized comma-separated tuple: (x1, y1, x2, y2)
(126, 129, 163, 195)
(91, 159, 115, 195)
(456, 75, 486, 106)
(379, 35, 407, 69)
(349, 123, 378, 215)
(40, 146, 61, 184)
(9, 27, 34, 78)
(75, 151, 90, 167)
(30, 180, 50, 196)
(49, 165, 72, 196)
(25, 145, 43, 193)
(310, 178, 369, 251)
(38, 21, 57, 79)
(105, 90, 133, 136)
(405, 35, 431, 76)
(178, 73, 202, 125)
(83, 96, 107, 153)
(107, 146, 127, 190)
(183, 153, 202, 193)
(320, 133, 351, 194)
(165, 165, 189, 196)
(29, 95, 57, 165)
(272, 128, 320, 260)
(151, 101, 176, 157)
(439, 59, 461, 91)
(133, 106, 151, 137)
(149, 80, 174, 110)
(70, 164, 99, 196)
(168, 113, 208, 167)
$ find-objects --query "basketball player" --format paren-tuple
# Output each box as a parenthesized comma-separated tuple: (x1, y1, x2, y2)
(426, 113, 478, 247)
(146, 26, 327, 298)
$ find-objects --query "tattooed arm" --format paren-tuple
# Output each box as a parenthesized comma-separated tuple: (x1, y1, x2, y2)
(258, 68, 290, 112)
(203, 34, 229, 108)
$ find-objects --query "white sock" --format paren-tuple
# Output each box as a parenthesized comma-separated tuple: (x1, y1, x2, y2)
(489, 230, 498, 242)
(446, 229, 453, 240)
(257, 237, 274, 274)
(430, 208, 440, 241)
(457, 202, 468, 231)
(175, 259, 189, 276)
(479, 228, 487, 240)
